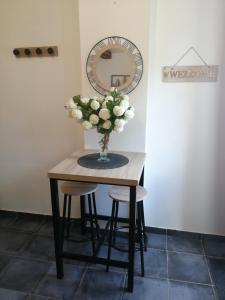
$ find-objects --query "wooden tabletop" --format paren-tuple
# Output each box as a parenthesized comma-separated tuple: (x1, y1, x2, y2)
(48, 149, 146, 186)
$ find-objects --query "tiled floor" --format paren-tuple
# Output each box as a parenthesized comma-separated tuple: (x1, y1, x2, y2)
(0, 211, 225, 299)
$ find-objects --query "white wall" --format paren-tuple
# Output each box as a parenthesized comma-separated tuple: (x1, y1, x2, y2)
(145, 0, 225, 235)
(78, 0, 150, 216)
(0, 0, 83, 215)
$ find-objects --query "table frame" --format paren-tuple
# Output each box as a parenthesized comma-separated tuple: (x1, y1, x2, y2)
(49, 167, 144, 293)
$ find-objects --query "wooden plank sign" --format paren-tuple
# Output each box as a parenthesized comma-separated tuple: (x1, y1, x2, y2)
(162, 65, 219, 82)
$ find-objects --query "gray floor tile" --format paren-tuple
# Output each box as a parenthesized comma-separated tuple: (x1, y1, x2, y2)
(27, 294, 59, 299)
(91, 244, 128, 273)
(203, 235, 225, 258)
(169, 280, 215, 300)
(0, 211, 17, 228)
(38, 218, 54, 237)
(64, 239, 93, 256)
(8, 213, 45, 233)
(38, 222, 91, 266)
(0, 288, 27, 300)
(22, 235, 55, 261)
(64, 221, 86, 237)
(75, 269, 125, 300)
(97, 244, 128, 261)
(207, 257, 225, 300)
(146, 228, 167, 250)
(0, 213, 224, 300)
(35, 263, 84, 300)
(135, 249, 167, 279)
(0, 254, 11, 274)
(105, 229, 166, 251)
(123, 276, 168, 300)
(168, 252, 211, 284)
(38, 218, 81, 238)
(0, 228, 32, 254)
(0, 258, 50, 293)
(167, 230, 203, 254)
(112, 234, 129, 248)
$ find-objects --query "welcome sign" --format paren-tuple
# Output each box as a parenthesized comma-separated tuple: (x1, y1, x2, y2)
(162, 65, 219, 82)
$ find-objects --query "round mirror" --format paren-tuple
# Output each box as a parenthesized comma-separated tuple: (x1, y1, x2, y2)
(86, 36, 143, 95)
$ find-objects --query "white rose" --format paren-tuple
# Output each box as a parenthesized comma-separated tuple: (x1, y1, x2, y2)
(72, 109, 83, 120)
(113, 105, 125, 117)
(120, 99, 129, 110)
(110, 87, 117, 92)
(90, 100, 100, 110)
(102, 120, 112, 129)
(125, 109, 135, 120)
(123, 95, 129, 102)
(102, 100, 108, 108)
(114, 118, 126, 128)
(92, 96, 99, 101)
(89, 114, 99, 125)
(105, 95, 113, 101)
(82, 120, 92, 130)
(114, 126, 124, 133)
(99, 108, 110, 120)
(130, 106, 135, 112)
(81, 97, 90, 104)
(67, 98, 77, 109)
(98, 97, 104, 103)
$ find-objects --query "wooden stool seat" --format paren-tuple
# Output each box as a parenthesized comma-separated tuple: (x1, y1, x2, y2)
(109, 185, 147, 203)
(61, 182, 97, 196)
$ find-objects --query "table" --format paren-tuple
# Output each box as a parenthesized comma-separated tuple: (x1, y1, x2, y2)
(48, 149, 146, 292)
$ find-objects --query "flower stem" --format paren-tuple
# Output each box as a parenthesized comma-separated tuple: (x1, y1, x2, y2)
(99, 133, 109, 153)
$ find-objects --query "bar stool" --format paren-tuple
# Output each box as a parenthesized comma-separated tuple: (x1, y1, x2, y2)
(107, 185, 147, 276)
(61, 182, 100, 254)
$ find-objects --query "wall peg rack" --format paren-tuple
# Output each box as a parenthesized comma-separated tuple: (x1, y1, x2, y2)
(13, 46, 58, 58)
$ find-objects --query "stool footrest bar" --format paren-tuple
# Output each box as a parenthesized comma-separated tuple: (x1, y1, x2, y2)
(62, 252, 129, 268)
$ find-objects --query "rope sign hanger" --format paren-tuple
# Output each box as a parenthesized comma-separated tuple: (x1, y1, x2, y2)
(172, 46, 209, 68)
(162, 46, 219, 82)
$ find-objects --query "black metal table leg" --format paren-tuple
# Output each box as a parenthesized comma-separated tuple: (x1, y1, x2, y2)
(140, 168, 144, 187)
(128, 186, 136, 292)
(50, 178, 64, 279)
(62, 194, 68, 249)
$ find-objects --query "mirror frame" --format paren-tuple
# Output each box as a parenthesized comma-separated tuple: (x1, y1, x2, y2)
(86, 36, 143, 95)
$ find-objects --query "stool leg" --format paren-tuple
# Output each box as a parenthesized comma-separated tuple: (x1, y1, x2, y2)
(88, 194, 96, 255)
(80, 195, 86, 235)
(106, 200, 116, 272)
(140, 201, 147, 251)
(113, 201, 119, 246)
(66, 195, 72, 238)
(62, 194, 68, 247)
(137, 202, 145, 277)
(92, 193, 100, 240)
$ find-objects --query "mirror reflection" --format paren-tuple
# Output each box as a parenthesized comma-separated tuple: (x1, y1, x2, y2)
(96, 48, 133, 89)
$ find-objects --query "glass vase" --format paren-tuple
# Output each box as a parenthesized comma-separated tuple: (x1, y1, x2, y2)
(98, 133, 110, 162)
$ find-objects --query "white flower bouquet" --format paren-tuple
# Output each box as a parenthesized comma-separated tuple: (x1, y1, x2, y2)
(65, 87, 134, 161)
